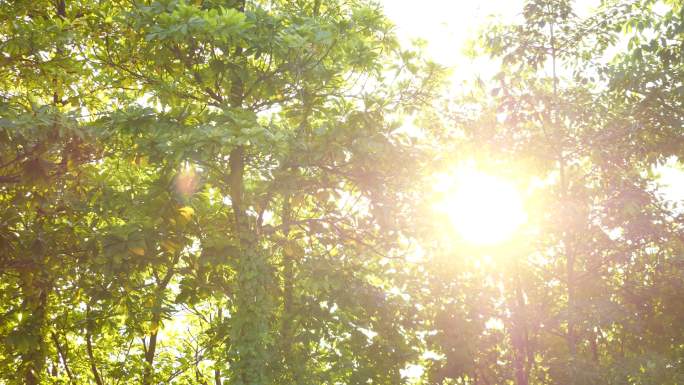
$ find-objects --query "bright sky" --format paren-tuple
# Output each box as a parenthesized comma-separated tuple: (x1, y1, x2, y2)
(381, 0, 598, 82)
(433, 167, 527, 245)
(382, 0, 521, 63)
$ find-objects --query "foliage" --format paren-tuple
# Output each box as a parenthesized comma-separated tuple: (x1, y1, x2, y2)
(1, 0, 682, 385)
(421, 0, 684, 384)
(0, 0, 442, 384)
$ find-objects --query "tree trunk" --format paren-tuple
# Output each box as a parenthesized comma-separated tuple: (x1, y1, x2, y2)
(511, 263, 529, 385)
(549, 16, 578, 370)
(86, 305, 105, 385)
(143, 252, 180, 385)
(280, 197, 301, 382)
(143, 315, 160, 385)
(225, 2, 272, 384)
(52, 332, 74, 382)
(22, 284, 48, 385)
(228, 145, 271, 385)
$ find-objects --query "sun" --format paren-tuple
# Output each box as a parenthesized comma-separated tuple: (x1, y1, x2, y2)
(434, 167, 527, 245)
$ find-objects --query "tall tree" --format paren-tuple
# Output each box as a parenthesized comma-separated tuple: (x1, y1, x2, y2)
(422, 0, 684, 384)
(1, 0, 443, 384)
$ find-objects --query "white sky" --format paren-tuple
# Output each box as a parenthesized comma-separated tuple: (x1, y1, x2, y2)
(381, 0, 599, 81)
(382, 0, 525, 65)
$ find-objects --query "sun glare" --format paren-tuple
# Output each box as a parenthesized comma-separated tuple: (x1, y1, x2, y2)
(434, 167, 527, 245)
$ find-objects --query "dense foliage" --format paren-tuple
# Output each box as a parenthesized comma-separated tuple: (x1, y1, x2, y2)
(0, 0, 681, 384)
(422, 0, 684, 384)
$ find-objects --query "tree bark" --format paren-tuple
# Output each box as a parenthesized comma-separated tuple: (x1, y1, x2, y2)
(280, 197, 301, 382)
(143, 315, 160, 385)
(22, 284, 48, 385)
(86, 305, 105, 385)
(143, 252, 180, 385)
(511, 263, 530, 385)
(226, 1, 272, 383)
(548, 12, 578, 363)
(52, 332, 74, 382)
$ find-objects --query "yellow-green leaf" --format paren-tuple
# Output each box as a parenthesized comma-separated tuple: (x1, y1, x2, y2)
(129, 247, 145, 256)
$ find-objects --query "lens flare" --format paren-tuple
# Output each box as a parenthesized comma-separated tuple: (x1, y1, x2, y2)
(174, 163, 201, 199)
(434, 167, 526, 245)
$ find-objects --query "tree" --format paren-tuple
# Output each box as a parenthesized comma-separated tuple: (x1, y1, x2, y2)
(421, 0, 684, 384)
(1, 0, 443, 384)
(3, 1, 682, 384)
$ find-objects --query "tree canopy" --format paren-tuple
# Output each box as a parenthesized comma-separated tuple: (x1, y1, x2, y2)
(0, 0, 682, 384)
